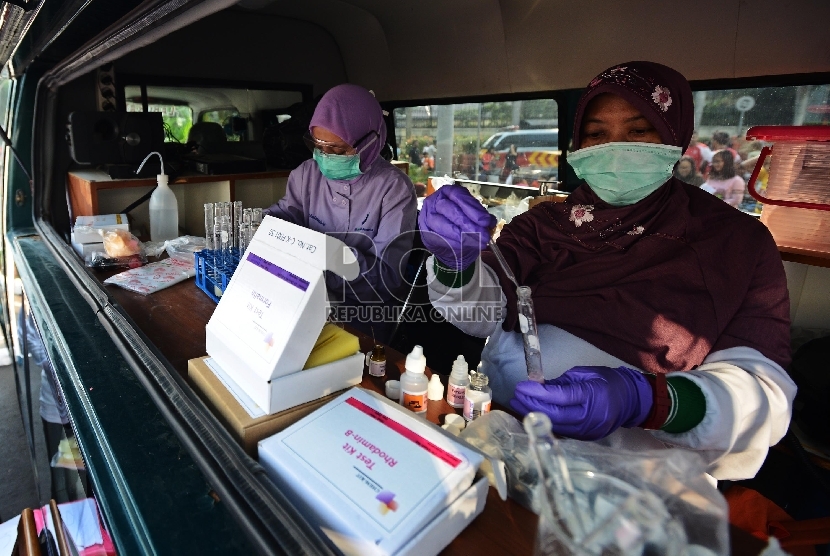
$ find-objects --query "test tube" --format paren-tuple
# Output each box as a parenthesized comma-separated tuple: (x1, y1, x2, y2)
(251, 207, 262, 230)
(517, 286, 545, 384)
(233, 201, 243, 251)
(204, 203, 214, 251)
(239, 223, 251, 254)
(214, 216, 230, 266)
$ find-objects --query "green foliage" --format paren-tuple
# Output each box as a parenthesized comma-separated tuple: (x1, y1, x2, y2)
(453, 134, 479, 154)
(127, 101, 193, 143)
(408, 164, 428, 184)
(521, 99, 557, 120)
(481, 102, 513, 127)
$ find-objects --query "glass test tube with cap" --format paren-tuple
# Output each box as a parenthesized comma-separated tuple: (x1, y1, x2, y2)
(517, 286, 545, 383)
(488, 238, 546, 383)
(232, 201, 243, 251)
(204, 203, 214, 250)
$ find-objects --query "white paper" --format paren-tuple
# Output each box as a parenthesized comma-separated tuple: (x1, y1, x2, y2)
(45, 499, 103, 551)
(0, 515, 20, 556)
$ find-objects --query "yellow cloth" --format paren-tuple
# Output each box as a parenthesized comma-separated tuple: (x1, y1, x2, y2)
(303, 323, 360, 369)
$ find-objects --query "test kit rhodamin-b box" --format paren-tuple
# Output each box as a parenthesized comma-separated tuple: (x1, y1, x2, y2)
(258, 387, 489, 556)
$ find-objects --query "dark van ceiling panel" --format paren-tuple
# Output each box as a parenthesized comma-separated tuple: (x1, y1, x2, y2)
(115, 10, 348, 97)
(237, 0, 830, 102)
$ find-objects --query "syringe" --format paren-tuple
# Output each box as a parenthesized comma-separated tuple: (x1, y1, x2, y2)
(488, 239, 546, 383)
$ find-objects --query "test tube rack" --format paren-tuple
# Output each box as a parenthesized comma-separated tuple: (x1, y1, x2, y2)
(194, 248, 242, 303)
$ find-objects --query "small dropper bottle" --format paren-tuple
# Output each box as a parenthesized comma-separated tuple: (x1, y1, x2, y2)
(368, 344, 386, 377)
(399, 345, 428, 414)
(446, 355, 470, 408)
(463, 371, 492, 422)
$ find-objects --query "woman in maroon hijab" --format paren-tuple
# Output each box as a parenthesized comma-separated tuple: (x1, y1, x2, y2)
(419, 61, 795, 480)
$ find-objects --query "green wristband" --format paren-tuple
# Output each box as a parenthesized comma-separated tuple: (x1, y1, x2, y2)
(433, 258, 476, 288)
(661, 376, 707, 434)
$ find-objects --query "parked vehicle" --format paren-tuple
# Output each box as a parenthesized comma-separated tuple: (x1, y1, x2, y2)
(480, 128, 560, 181)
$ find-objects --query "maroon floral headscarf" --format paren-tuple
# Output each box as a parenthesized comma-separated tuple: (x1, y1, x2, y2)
(481, 62, 791, 373)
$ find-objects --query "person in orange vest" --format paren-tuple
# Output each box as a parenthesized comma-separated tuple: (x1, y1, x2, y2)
(422, 146, 435, 172)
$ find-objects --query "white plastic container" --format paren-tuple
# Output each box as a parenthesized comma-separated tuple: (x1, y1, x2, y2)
(746, 126, 830, 253)
(446, 355, 470, 409)
(399, 345, 428, 414)
(463, 372, 492, 422)
(149, 173, 179, 242)
(137, 151, 179, 242)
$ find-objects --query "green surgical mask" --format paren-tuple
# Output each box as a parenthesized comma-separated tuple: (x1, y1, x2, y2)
(567, 142, 682, 206)
(313, 133, 378, 181)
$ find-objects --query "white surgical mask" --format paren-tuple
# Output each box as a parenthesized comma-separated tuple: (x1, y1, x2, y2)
(568, 142, 682, 206)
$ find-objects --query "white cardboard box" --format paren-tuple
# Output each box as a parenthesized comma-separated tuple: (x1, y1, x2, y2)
(71, 240, 104, 258)
(323, 475, 489, 556)
(206, 216, 361, 414)
(258, 388, 487, 556)
(72, 213, 129, 244)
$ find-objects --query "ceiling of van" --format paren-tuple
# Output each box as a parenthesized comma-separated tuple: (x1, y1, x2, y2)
(236, 0, 830, 102)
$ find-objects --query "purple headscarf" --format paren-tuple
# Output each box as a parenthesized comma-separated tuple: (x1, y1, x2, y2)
(572, 61, 694, 150)
(309, 84, 387, 170)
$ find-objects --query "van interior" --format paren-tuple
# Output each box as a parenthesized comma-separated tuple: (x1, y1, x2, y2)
(5, 0, 830, 552)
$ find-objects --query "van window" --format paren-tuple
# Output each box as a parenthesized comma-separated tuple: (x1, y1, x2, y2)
(125, 87, 194, 143)
(125, 99, 193, 143)
(684, 84, 830, 213)
(393, 99, 558, 186)
(200, 108, 241, 141)
(123, 84, 305, 144)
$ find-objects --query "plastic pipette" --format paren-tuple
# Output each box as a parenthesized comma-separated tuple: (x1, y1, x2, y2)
(488, 239, 545, 383)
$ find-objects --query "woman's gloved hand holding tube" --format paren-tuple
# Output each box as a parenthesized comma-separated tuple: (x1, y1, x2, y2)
(510, 366, 654, 441)
(418, 184, 497, 270)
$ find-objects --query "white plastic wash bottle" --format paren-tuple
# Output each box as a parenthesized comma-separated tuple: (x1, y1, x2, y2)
(138, 151, 178, 242)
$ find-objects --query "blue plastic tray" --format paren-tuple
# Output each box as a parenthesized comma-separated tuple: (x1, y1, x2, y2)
(194, 249, 241, 303)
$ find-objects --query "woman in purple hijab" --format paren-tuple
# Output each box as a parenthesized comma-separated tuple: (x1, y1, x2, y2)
(265, 84, 417, 339)
(419, 61, 795, 481)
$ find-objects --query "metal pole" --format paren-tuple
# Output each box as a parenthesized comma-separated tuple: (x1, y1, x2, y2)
(475, 104, 482, 180)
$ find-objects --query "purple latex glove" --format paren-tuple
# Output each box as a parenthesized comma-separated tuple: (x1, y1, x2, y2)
(418, 184, 497, 270)
(509, 366, 653, 441)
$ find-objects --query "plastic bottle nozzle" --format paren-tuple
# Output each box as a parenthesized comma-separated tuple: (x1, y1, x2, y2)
(427, 374, 444, 401)
(405, 345, 427, 374)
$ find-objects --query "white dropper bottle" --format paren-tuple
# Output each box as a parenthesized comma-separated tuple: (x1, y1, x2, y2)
(137, 151, 178, 242)
(446, 355, 470, 408)
(399, 345, 428, 414)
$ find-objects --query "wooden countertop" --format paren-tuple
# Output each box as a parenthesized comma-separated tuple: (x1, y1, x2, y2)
(100, 261, 764, 556)
(68, 168, 291, 187)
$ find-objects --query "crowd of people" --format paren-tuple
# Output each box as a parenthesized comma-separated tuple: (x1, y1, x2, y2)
(404, 138, 526, 184)
(675, 130, 768, 213)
